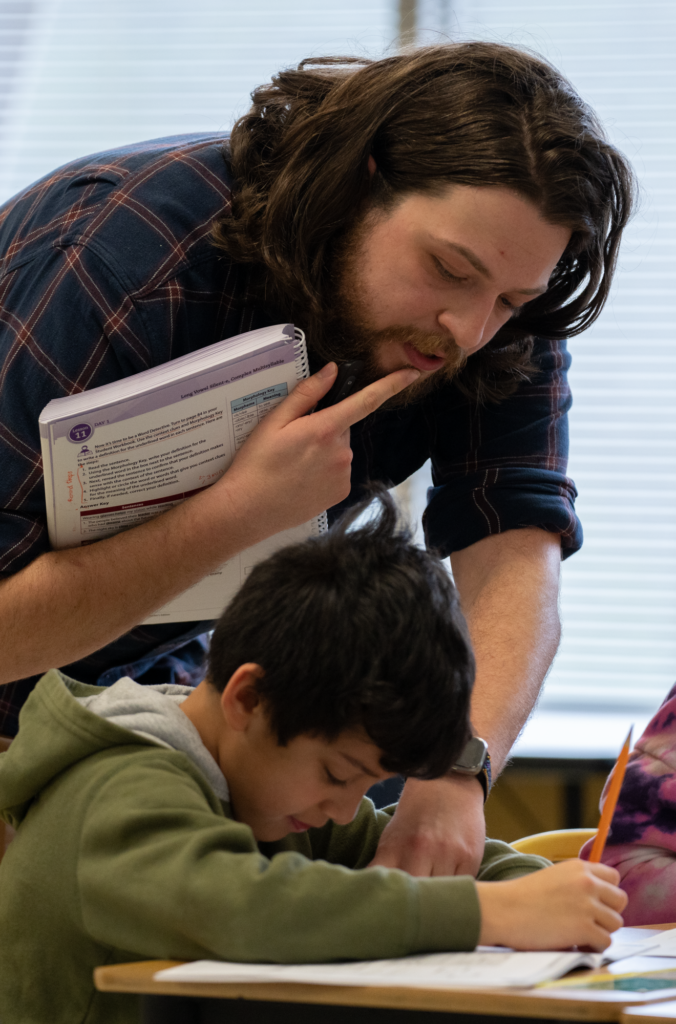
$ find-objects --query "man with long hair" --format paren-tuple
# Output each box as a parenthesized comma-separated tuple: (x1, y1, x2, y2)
(0, 43, 634, 876)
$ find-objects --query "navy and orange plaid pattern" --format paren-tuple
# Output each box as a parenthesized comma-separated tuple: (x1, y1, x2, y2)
(0, 133, 581, 735)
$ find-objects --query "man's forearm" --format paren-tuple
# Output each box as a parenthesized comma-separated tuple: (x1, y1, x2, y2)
(0, 478, 263, 685)
(451, 527, 562, 771)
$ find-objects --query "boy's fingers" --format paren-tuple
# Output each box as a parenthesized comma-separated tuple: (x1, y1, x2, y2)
(597, 902, 625, 929)
(587, 862, 620, 885)
(268, 363, 339, 426)
(600, 881, 628, 912)
(596, 882, 628, 914)
(584, 864, 627, 911)
(322, 367, 421, 431)
(584, 926, 613, 953)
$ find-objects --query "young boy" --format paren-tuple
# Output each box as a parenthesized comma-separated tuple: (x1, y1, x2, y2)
(0, 495, 625, 1024)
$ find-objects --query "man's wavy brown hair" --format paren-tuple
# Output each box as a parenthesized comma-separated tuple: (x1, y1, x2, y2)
(213, 42, 636, 402)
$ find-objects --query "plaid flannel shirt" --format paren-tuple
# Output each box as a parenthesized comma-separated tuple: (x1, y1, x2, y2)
(0, 133, 581, 736)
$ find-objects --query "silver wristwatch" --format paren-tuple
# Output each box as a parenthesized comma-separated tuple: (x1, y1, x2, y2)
(450, 737, 491, 799)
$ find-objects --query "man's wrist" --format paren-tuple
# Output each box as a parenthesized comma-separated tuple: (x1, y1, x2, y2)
(450, 738, 492, 802)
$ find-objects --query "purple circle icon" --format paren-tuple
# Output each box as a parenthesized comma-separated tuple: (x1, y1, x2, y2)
(68, 422, 93, 443)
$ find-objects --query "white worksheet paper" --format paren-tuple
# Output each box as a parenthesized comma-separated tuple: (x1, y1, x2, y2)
(155, 950, 600, 989)
(154, 928, 667, 990)
(635, 927, 676, 957)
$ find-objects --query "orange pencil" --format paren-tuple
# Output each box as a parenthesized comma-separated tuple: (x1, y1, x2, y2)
(588, 726, 633, 863)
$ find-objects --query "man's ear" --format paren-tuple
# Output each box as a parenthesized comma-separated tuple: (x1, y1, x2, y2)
(220, 663, 265, 732)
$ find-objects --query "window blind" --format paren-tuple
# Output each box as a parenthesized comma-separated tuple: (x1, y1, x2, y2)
(401, 1, 676, 754)
(0, 0, 396, 204)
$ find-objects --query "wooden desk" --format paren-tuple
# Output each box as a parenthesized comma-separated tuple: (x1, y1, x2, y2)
(623, 1002, 676, 1024)
(95, 956, 676, 1024)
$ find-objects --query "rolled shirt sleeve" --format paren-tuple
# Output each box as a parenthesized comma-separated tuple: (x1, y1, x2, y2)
(342, 336, 581, 558)
(424, 337, 580, 558)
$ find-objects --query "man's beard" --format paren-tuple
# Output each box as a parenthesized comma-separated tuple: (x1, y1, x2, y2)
(313, 214, 468, 409)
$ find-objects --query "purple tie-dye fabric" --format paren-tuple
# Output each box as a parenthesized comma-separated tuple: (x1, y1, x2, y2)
(580, 682, 676, 924)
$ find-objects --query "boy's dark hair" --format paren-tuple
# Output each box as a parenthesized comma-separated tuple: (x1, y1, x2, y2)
(214, 42, 635, 403)
(208, 491, 474, 780)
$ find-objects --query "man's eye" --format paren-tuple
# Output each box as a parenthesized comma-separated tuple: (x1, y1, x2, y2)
(325, 768, 348, 787)
(500, 296, 525, 315)
(433, 257, 464, 283)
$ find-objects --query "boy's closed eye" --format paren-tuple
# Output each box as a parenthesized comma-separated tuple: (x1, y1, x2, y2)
(325, 767, 349, 787)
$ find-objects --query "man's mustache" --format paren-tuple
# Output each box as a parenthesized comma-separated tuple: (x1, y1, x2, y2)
(370, 325, 469, 377)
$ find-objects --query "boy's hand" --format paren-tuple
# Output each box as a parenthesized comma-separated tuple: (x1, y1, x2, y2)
(476, 860, 627, 951)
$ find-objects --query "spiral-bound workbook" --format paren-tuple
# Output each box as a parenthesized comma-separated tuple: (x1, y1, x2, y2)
(39, 324, 326, 624)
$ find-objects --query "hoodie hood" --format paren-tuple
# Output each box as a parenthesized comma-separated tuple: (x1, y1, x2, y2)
(0, 670, 228, 828)
(76, 676, 228, 801)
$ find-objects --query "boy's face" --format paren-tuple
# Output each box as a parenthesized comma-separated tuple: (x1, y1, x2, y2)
(180, 669, 395, 843)
(225, 719, 393, 842)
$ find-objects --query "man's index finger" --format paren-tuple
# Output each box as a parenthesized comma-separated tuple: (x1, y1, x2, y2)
(320, 368, 421, 430)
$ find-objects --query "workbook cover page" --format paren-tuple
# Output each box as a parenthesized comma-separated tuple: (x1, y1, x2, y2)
(40, 328, 321, 622)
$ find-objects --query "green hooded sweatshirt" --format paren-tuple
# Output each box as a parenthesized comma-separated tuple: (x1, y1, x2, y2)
(0, 670, 548, 1024)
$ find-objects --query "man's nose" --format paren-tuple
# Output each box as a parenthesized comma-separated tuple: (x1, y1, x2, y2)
(438, 301, 495, 356)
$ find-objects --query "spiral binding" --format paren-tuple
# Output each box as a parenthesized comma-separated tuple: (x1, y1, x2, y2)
(293, 327, 309, 380)
(293, 326, 328, 534)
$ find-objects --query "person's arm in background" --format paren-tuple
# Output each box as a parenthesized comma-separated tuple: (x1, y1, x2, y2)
(580, 682, 676, 925)
(371, 337, 574, 876)
(0, 363, 418, 685)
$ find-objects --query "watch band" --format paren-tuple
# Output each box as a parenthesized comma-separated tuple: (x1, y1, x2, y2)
(478, 751, 492, 802)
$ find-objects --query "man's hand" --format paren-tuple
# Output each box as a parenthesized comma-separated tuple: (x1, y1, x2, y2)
(477, 860, 627, 951)
(219, 361, 421, 541)
(370, 774, 486, 877)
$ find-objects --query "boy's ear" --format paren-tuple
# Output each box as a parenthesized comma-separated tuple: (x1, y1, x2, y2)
(220, 663, 265, 732)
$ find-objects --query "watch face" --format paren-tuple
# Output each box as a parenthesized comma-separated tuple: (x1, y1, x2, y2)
(455, 737, 488, 774)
